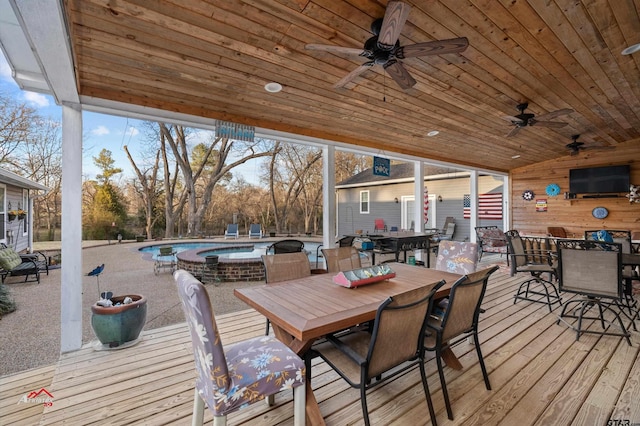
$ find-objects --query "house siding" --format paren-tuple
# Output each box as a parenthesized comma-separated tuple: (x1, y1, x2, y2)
(337, 175, 503, 241)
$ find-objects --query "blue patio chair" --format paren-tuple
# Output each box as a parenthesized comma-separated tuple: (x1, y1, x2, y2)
(224, 223, 239, 239)
(248, 223, 263, 238)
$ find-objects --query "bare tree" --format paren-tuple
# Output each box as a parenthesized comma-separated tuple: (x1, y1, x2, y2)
(268, 142, 322, 234)
(0, 91, 34, 165)
(159, 123, 272, 236)
(124, 145, 161, 239)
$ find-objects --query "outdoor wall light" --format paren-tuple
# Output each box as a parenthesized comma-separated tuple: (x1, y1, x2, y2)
(437, 195, 443, 202)
(394, 197, 399, 203)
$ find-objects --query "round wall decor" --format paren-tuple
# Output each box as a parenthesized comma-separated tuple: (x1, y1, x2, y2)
(522, 190, 535, 201)
(545, 183, 561, 197)
(592, 206, 609, 219)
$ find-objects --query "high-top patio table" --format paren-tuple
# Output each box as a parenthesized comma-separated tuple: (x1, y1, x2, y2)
(234, 262, 462, 425)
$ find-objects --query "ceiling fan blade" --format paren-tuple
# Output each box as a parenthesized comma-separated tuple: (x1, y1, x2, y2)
(334, 63, 374, 88)
(506, 126, 522, 138)
(396, 37, 469, 58)
(535, 108, 574, 121)
(501, 115, 524, 124)
(377, 1, 411, 50)
(383, 60, 416, 89)
(530, 120, 568, 128)
(305, 44, 365, 56)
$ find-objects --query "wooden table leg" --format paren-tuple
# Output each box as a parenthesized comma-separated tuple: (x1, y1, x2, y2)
(305, 381, 326, 426)
(272, 325, 326, 425)
(441, 347, 463, 370)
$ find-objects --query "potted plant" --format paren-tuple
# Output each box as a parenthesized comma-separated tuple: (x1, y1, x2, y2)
(87, 264, 147, 349)
(7, 209, 26, 221)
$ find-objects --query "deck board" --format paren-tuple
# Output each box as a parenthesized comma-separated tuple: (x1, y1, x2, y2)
(2, 255, 638, 425)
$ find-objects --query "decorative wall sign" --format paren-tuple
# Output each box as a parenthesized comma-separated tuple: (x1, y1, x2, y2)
(536, 199, 547, 212)
(545, 183, 561, 197)
(373, 156, 390, 176)
(592, 206, 609, 219)
(522, 190, 535, 201)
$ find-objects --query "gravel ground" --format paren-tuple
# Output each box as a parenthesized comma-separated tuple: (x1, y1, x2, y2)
(0, 239, 266, 377)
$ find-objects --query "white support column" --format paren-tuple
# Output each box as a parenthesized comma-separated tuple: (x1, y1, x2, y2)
(413, 161, 425, 262)
(323, 145, 336, 250)
(60, 104, 83, 353)
(502, 175, 511, 231)
(469, 171, 479, 242)
(413, 161, 425, 231)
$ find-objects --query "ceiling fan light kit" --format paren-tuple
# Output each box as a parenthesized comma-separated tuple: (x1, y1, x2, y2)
(305, 1, 468, 90)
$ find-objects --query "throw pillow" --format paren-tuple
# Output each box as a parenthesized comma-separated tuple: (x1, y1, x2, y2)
(0, 247, 23, 271)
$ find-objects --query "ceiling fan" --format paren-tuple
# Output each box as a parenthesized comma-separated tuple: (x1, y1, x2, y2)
(502, 103, 574, 137)
(565, 134, 614, 156)
(305, 1, 468, 90)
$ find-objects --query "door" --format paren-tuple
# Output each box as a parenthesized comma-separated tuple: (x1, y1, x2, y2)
(401, 194, 436, 231)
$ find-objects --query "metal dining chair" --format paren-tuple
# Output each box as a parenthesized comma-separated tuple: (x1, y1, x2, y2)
(424, 266, 499, 420)
(261, 252, 311, 335)
(309, 284, 442, 426)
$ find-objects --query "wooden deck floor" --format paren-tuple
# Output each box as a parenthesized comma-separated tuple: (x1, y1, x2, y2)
(2, 257, 639, 425)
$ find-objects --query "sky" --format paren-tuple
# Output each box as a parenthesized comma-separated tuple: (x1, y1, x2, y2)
(0, 52, 263, 184)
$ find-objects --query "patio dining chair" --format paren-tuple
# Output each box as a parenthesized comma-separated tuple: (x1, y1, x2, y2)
(505, 230, 561, 312)
(321, 246, 361, 273)
(424, 265, 499, 420)
(584, 230, 639, 321)
(261, 252, 311, 335)
(555, 240, 632, 345)
(267, 239, 305, 254)
(174, 270, 306, 426)
(435, 241, 478, 275)
(309, 283, 442, 426)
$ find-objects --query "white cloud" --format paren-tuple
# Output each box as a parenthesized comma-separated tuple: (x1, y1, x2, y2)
(23, 91, 50, 107)
(91, 125, 110, 136)
(124, 127, 139, 137)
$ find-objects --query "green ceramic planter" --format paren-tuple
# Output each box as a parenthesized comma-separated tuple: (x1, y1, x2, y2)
(91, 295, 147, 348)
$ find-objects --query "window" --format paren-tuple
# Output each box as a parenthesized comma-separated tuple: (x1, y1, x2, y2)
(360, 190, 370, 214)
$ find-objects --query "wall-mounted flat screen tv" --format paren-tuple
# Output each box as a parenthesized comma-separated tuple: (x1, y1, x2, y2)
(569, 165, 630, 194)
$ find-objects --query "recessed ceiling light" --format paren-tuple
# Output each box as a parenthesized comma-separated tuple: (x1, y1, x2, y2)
(511, 155, 521, 159)
(622, 43, 640, 55)
(426, 130, 439, 137)
(264, 82, 282, 93)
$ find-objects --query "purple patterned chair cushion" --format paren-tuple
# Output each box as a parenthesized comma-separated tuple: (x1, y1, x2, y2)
(175, 270, 305, 417)
(436, 241, 479, 274)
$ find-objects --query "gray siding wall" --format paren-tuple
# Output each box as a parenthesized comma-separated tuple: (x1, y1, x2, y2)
(337, 175, 503, 241)
(3, 185, 30, 253)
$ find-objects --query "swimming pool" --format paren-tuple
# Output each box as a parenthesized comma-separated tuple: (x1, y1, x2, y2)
(139, 241, 323, 262)
(139, 241, 325, 283)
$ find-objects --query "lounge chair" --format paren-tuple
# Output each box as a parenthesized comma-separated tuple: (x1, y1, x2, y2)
(224, 223, 239, 239)
(0, 245, 46, 284)
(248, 223, 262, 238)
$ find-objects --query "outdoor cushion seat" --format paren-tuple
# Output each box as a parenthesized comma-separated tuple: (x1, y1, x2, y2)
(0, 246, 42, 284)
(475, 226, 509, 264)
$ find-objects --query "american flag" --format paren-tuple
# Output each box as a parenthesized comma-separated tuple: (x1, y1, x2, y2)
(463, 193, 503, 219)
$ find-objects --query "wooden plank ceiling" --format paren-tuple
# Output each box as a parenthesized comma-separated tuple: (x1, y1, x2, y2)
(62, 0, 640, 172)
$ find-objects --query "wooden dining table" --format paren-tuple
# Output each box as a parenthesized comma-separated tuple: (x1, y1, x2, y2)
(234, 263, 462, 425)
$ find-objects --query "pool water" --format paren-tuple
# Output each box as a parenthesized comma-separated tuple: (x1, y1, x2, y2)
(139, 241, 324, 264)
